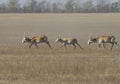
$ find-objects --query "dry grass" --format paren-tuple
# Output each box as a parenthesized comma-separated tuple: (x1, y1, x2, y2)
(0, 46, 120, 84)
(0, 13, 120, 84)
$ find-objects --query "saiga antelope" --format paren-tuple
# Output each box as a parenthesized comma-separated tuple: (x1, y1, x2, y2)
(87, 34, 117, 50)
(55, 37, 83, 49)
(22, 35, 52, 49)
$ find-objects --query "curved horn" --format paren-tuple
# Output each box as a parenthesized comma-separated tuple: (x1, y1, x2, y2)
(88, 33, 93, 39)
(58, 35, 61, 38)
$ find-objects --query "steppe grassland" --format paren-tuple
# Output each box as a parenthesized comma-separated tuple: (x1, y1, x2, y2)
(0, 13, 120, 84)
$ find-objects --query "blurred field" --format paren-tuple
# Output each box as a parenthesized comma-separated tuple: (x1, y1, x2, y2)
(0, 13, 120, 84)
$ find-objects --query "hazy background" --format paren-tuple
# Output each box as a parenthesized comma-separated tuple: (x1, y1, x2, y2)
(0, 0, 120, 13)
(0, 0, 117, 4)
